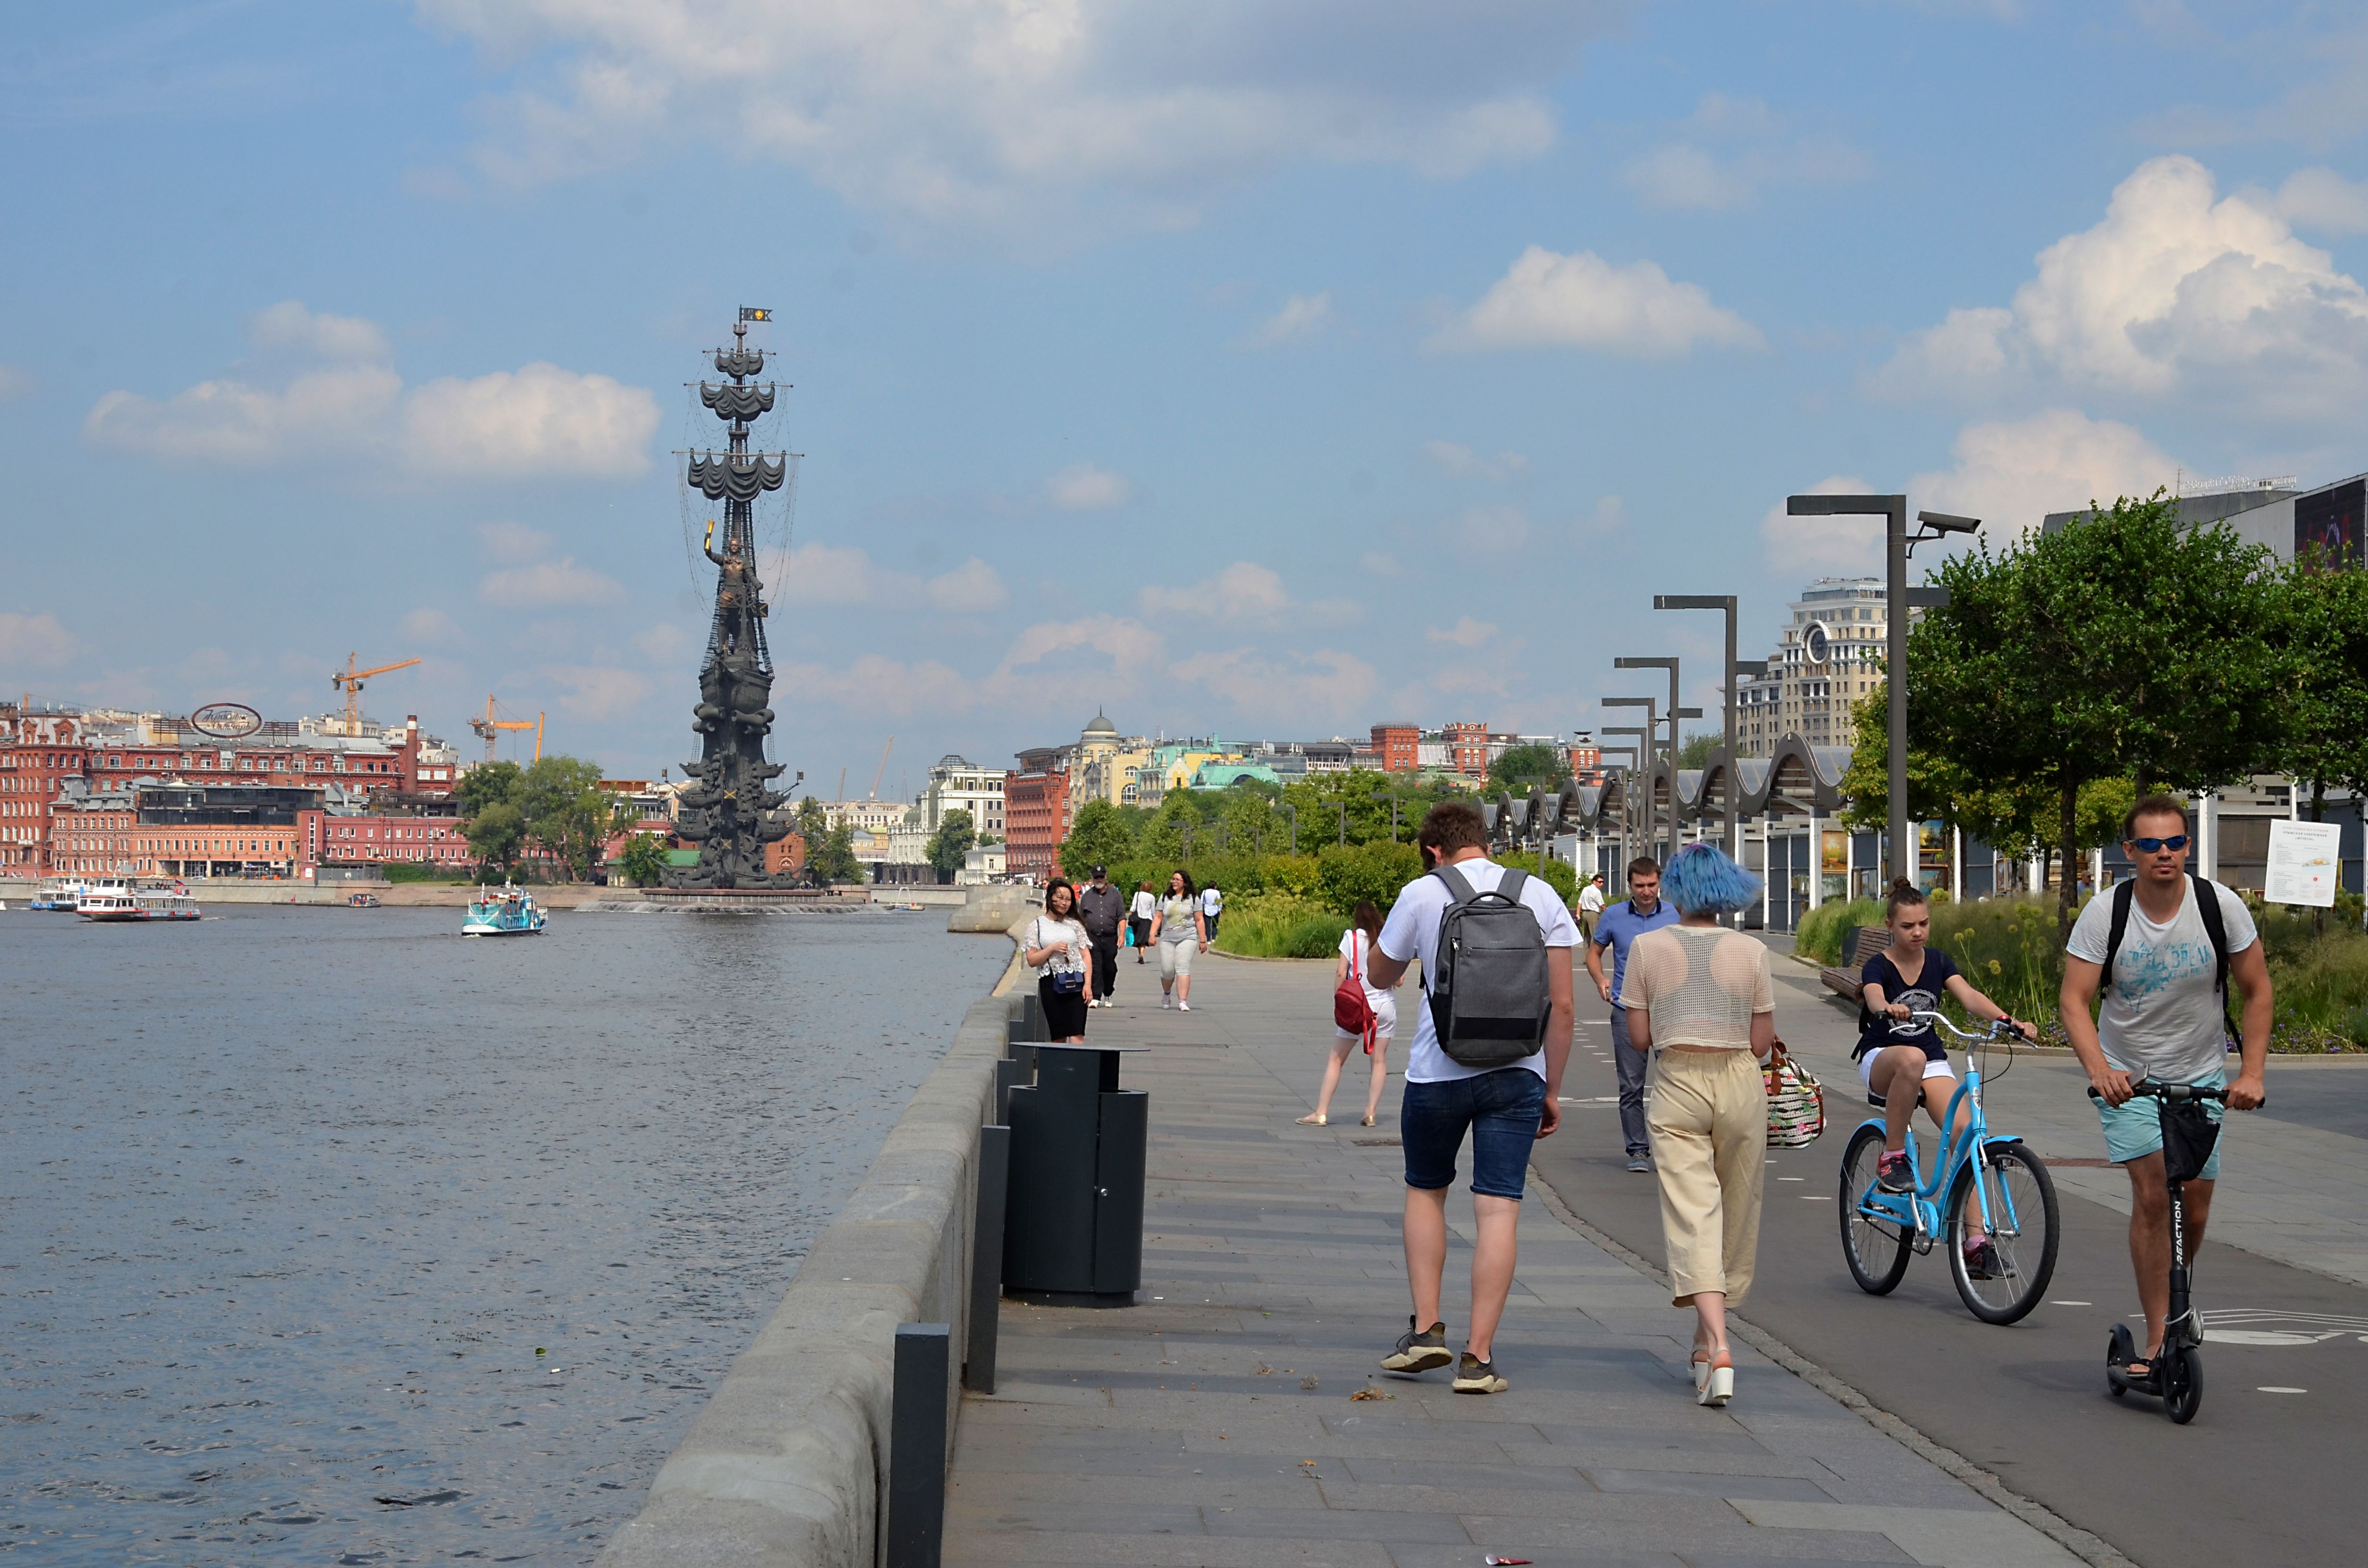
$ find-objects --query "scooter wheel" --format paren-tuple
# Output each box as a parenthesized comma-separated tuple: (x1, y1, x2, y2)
(2164, 1347, 2203, 1425)
(2106, 1323, 2135, 1397)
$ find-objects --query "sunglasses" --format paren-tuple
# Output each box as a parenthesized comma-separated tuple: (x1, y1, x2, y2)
(2128, 834, 2190, 853)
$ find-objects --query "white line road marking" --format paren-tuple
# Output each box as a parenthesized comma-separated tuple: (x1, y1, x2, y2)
(2258, 1386, 2308, 1394)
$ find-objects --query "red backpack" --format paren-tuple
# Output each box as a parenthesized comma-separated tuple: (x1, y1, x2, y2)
(1334, 930, 1379, 1052)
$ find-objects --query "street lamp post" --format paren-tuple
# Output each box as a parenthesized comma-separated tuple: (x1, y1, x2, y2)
(1785, 494, 1977, 888)
(1370, 792, 1403, 843)
(1280, 802, 1298, 855)
(1603, 725, 1648, 875)
(1652, 596, 1740, 862)
(1615, 656, 1682, 864)
(1598, 745, 1638, 882)
(1602, 695, 1659, 860)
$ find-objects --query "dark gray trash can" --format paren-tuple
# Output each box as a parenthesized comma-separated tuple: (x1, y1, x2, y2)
(1003, 1044, 1147, 1307)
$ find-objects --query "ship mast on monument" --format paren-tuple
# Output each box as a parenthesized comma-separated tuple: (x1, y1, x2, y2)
(666, 308, 800, 889)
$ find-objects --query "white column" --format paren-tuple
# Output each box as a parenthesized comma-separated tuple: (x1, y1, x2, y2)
(1844, 827, 1855, 902)
(2092, 846, 2105, 894)
(1951, 825, 1963, 903)
(1807, 811, 1823, 911)
(2030, 850, 2043, 894)
(2197, 792, 2216, 882)
(2290, 777, 2301, 822)
(1761, 821, 1773, 929)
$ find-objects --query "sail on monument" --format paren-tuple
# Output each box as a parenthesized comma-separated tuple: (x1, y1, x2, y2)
(665, 309, 800, 889)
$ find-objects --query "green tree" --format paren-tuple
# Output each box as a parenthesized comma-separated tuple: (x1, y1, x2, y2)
(808, 822, 864, 885)
(1486, 743, 1571, 795)
(1060, 798, 1135, 876)
(1911, 493, 2290, 931)
(514, 756, 612, 880)
(2275, 559, 2368, 931)
(464, 800, 526, 871)
(456, 760, 523, 815)
(616, 831, 670, 887)
(1675, 731, 1722, 771)
(925, 808, 978, 883)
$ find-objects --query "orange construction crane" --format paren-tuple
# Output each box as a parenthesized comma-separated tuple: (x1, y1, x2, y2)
(469, 696, 543, 764)
(330, 652, 420, 734)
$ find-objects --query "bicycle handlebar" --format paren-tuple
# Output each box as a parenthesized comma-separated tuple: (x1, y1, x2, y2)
(1901, 1010, 2027, 1043)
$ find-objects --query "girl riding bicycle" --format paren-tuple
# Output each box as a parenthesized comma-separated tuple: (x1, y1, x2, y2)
(1857, 881, 2035, 1279)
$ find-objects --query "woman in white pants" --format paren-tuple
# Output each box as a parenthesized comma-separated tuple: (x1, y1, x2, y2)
(1148, 868, 1208, 1010)
(1298, 901, 1396, 1127)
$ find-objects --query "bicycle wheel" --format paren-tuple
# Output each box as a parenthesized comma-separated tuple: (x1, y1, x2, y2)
(1839, 1124, 1912, 1295)
(1946, 1143, 2059, 1324)
(2164, 1346, 2204, 1424)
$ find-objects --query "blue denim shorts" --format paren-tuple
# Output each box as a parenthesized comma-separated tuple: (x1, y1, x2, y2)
(2096, 1067, 2225, 1179)
(1402, 1069, 1547, 1200)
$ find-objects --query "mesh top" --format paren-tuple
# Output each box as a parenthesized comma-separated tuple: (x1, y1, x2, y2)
(1616, 925, 1774, 1050)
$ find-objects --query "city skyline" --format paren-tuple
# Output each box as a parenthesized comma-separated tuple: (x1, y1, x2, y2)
(6, 4, 2368, 793)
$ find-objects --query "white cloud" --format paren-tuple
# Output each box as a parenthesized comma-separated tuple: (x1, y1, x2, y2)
(1427, 616, 1497, 648)
(2271, 167, 2368, 234)
(1422, 440, 1527, 480)
(634, 623, 697, 663)
(1248, 291, 1333, 346)
(543, 664, 653, 720)
(1580, 494, 1629, 535)
(1138, 561, 1358, 626)
(401, 607, 467, 647)
(0, 611, 74, 667)
(478, 558, 627, 608)
(925, 557, 1009, 613)
(1359, 551, 1402, 577)
(1759, 473, 1881, 576)
(775, 653, 977, 718)
(1622, 93, 1870, 213)
(1879, 156, 2368, 417)
(83, 299, 660, 477)
(477, 520, 555, 563)
(1910, 410, 2181, 541)
(412, 1, 1622, 230)
(1450, 504, 1530, 550)
(0, 365, 36, 401)
(1172, 647, 1379, 719)
(1046, 462, 1132, 511)
(773, 541, 892, 606)
(989, 613, 1166, 710)
(1430, 245, 1764, 355)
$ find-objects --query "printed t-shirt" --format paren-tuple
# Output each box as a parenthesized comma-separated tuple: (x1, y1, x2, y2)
(1158, 894, 1200, 943)
(1854, 948, 1963, 1062)
(2066, 877, 2257, 1083)
(1592, 896, 1678, 1002)
(1376, 857, 1578, 1084)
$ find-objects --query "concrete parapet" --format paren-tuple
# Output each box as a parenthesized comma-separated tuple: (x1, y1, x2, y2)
(595, 975, 1015, 1568)
(945, 885, 1033, 933)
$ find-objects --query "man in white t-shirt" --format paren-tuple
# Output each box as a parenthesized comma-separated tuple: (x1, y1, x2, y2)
(1366, 801, 1575, 1395)
(1576, 873, 1606, 940)
(2061, 794, 2270, 1385)
(1199, 882, 1223, 943)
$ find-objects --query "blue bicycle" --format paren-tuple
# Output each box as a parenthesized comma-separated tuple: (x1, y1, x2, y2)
(1838, 1013, 2061, 1323)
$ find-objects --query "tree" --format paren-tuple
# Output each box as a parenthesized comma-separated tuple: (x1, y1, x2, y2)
(2275, 559, 2368, 931)
(925, 808, 978, 883)
(616, 832, 670, 887)
(1487, 742, 1570, 796)
(1060, 798, 1135, 876)
(514, 756, 611, 880)
(464, 800, 526, 872)
(1911, 493, 2290, 931)
(808, 822, 864, 885)
(456, 760, 523, 816)
(1675, 731, 1721, 771)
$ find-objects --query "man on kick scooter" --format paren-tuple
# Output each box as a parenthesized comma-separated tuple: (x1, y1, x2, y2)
(2060, 795, 2270, 1394)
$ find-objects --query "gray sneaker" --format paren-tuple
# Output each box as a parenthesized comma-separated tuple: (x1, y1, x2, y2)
(1381, 1316, 1452, 1373)
(1626, 1155, 1653, 1173)
(1452, 1351, 1509, 1394)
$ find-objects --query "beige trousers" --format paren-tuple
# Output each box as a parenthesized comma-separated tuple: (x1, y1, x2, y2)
(1646, 1048, 1767, 1307)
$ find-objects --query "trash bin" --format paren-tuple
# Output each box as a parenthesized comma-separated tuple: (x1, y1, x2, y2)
(1002, 1045, 1147, 1307)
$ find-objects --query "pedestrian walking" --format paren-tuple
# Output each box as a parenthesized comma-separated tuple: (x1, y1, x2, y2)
(1023, 878, 1094, 1043)
(1076, 864, 1127, 1009)
(1297, 901, 1396, 1128)
(1365, 801, 1575, 1395)
(1129, 880, 1157, 962)
(1200, 881, 1224, 944)
(1584, 858, 1678, 1173)
(1148, 869, 1208, 1011)
(1616, 842, 1772, 1409)
(1576, 873, 1606, 941)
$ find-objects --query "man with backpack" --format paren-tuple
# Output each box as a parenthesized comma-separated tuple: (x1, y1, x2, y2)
(1365, 800, 1575, 1394)
(2060, 795, 2270, 1389)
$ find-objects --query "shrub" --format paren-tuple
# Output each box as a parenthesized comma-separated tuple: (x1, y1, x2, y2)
(381, 861, 471, 884)
(1212, 893, 1350, 958)
(1316, 841, 1422, 915)
(1794, 898, 1882, 964)
(1926, 897, 2066, 1029)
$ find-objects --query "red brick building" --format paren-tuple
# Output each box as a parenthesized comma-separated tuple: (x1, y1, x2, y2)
(1369, 723, 1420, 773)
(300, 809, 475, 873)
(1444, 721, 1492, 777)
(1004, 751, 1072, 883)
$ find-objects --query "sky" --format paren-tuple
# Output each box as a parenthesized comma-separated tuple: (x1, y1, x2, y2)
(6, 1, 2368, 797)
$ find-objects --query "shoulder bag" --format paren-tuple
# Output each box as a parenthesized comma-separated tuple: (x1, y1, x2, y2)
(1763, 1039, 1825, 1149)
(1333, 931, 1379, 1051)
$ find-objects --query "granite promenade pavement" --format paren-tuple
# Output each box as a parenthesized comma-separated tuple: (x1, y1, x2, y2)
(946, 948, 2086, 1568)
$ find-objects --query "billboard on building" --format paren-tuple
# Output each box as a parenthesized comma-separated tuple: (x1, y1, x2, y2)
(2295, 478, 2364, 568)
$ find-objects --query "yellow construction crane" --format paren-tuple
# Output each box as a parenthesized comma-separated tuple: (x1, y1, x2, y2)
(869, 735, 894, 799)
(330, 652, 420, 734)
(469, 697, 543, 764)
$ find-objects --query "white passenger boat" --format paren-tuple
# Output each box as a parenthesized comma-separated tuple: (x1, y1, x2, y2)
(135, 888, 202, 921)
(32, 877, 87, 911)
(77, 883, 141, 922)
(462, 882, 546, 936)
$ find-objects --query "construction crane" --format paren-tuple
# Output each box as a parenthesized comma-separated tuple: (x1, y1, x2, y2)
(330, 652, 420, 735)
(469, 696, 543, 764)
(869, 736, 894, 799)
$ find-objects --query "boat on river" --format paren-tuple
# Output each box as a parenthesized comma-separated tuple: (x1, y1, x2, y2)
(136, 888, 201, 921)
(348, 892, 382, 908)
(32, 877, 88, 911)
(462, 883, 546, 937)
(77, 882, 197, 922)
(78, 886, 141, 921)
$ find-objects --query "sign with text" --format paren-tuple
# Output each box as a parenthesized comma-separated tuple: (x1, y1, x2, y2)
(2266, 818, 2343, 907)
(189, 702, 263, 740)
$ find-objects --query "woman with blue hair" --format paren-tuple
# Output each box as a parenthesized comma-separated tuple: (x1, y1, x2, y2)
(1616, 841, 1774, 1408)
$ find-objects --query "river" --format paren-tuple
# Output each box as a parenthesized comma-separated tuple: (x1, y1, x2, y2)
(0, 903, 1008, 1565)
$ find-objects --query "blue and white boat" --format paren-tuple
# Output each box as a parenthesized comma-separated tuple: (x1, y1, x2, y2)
(32, 876, 88, 911)
(462, 883, 546, 937)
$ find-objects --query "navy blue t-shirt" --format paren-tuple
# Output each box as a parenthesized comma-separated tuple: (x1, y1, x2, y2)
(1855, 948, 1961, 1061)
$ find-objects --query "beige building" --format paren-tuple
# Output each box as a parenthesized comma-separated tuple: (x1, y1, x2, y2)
(923, 755, 1008, 838)
(1736, 577, 1889, 755)
(1071, 712, 1158, 810)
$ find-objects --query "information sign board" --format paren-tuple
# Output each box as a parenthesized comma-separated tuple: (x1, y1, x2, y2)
(2265, 818, 2343, 907)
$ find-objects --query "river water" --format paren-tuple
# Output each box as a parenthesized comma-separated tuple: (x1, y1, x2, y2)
(0, 904, 1007, 1566)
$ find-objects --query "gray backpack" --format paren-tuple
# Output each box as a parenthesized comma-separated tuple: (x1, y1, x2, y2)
(1426, 864, 1552, 1068)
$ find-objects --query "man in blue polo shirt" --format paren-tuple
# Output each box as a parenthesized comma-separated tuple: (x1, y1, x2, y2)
(1583, 857, 1678, 1173)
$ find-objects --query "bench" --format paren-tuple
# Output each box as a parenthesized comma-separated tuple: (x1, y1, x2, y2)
(1819, 925, 1893, 1003)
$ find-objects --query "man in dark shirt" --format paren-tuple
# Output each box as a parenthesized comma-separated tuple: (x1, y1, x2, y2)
(1077, 865, 1128, 1008)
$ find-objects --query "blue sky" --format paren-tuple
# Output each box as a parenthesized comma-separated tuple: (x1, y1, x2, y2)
(6, 1, 2367, 795)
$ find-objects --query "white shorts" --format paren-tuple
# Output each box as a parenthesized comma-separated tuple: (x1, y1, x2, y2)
(1159, 939, 1196, 979)
(1335, 997, 1397, 1045)
(1858, 1049, 1956, 1094)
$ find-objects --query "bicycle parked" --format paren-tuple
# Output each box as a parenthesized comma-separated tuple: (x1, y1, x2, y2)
(2090, 1078, 2237, 1424)
(1839, 1013, 2061, 1323)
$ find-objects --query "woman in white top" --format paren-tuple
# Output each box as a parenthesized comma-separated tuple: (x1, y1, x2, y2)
(1023, 878, 1093, 1043)
(1616, 842, 1773, 1410)
(1298, 901, 1396, 1127)
(1147, 869, 1208, 1011)
(1128, 881, 1158, 963)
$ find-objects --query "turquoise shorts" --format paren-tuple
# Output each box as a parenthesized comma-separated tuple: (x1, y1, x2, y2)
(2096, 1067, 2225, 1179)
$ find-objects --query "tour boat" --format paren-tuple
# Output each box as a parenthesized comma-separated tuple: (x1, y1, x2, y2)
(78, 887, 142, 922)
(135, 888, 201, 921)
(462, 883, 546, 936)
(32, 877, 87, 911)
(348, 892, 383, 908)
